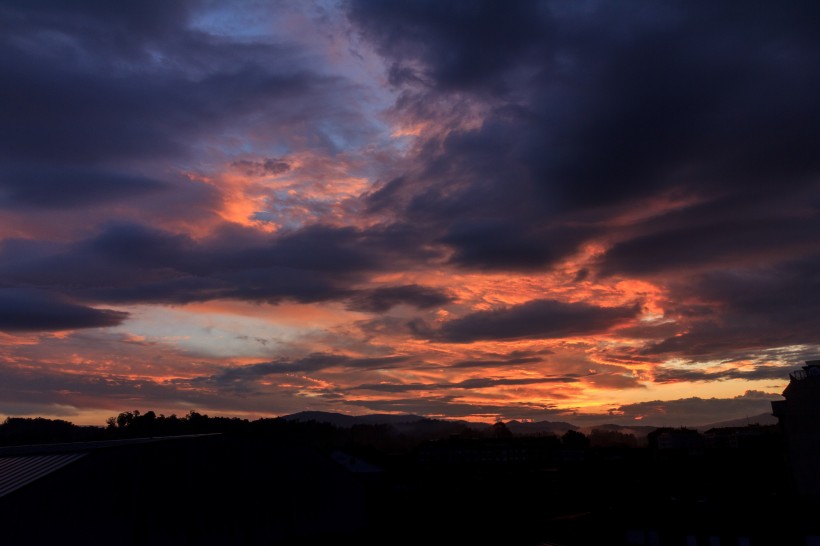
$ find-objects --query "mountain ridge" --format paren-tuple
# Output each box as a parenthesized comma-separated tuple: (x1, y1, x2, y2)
(282, 410, 779, 436)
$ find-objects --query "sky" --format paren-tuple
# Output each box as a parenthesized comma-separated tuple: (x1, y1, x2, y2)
(1, 0, 819, 427)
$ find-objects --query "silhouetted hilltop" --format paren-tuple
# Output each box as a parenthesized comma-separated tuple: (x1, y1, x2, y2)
(283, 411, 426, 427)
(695, 411, 777, 430)
(506, 419, 578, 436)
(392, 417, 484, 438)
(2, 410, 787, 452)
(580, 423, 658, 439)
(283, 411, 487, 436)
(282, 411, 661, 439)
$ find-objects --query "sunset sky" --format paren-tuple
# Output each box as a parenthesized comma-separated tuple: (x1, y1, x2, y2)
(2, 1, 819, 427)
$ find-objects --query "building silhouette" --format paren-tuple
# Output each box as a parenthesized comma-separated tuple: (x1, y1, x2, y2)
(772, 360, 820, 505)
(0, 434, 370, 545)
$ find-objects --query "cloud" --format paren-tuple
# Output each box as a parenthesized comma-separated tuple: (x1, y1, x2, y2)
(0, 222, 442, 306)
(0, 168, 170, 209)
(440, 220, 593, 271)
(2, 0, 820, 423)
(614, 390, 783, 426)
(348, 0, 548, 92)
(0, 361, 311, 417)
(231, 158, 291, 177)
(598, 212, 820, 277)
(653, 364, 796, 383)
(344, 396, 563, 420)
(0, 288, 127, 332)
(201, 353, 412, 386)
(450, 356, 545, 369)
(351, 0, 820, 276)
(636, 255, 820, 358)
(346, 284, 452, 312)
(0, 0, 377, 216)
(348, 375, 578, 393)
(425, 299, 639, 343)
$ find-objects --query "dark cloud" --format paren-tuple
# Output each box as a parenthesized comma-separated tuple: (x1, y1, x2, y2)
(638, 255, 820, 357)
(0, 361, 312, 417)
(613, 321, 683, 341)
(0, 222, 442, 306)
(348, 0, 548, 92)
(425, 299, 638, 343)
(0, 168, 169, 209)
(0, 364, 157, 415)
(346, 284, 452, 312)
(0, 21, 351, 162)
(653, 364, 796, 383)
(349, 374, 577, 393)
(0, 288, 127, 332)
(440, 220, 593, 271)
(201, 354, 412, 387)
(0, 0, 195, 42)
(585, 371, 645, 391)
(231, 158, 291, 177)
(450, 356, 545, 369)
(355, 0, 820, 368)
(351, 0, 820, 272)
(615, 390, 783, 426)
(86, 222, 198, 267)
(344, 396, 563, 420)
(598, 212, 820, 277)
(0, 1, 373, 212)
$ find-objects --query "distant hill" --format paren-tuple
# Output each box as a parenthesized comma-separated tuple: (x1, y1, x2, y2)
(282, 411, 483, 441)
(506, 420, 578, 436)
(283, 412, 656, 438)
(506, 420, 658, 439)
(282, 411, 426, 427)
(392, 418, 482, 438)
(355, 413, 429, 425)
(581, 423, 658, 439)
(282, 410, 779, 438)
(696, 412, 778, 431)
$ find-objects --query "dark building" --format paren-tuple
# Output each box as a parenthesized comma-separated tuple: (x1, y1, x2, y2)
(416, 435, 559, 467)
(702, 424, 779, 450)
(0, 434, 370, 545)
(647, 427, 704, 455)
(772, 360, 820, 505)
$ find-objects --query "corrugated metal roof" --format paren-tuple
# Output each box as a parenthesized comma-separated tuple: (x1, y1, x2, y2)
(0, 453, 86, 498)
(0, 434, 221, 498)
(0, 433, 222, 457)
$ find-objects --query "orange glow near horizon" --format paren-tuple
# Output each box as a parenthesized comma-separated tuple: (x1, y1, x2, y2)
(0, 268, 787, 426)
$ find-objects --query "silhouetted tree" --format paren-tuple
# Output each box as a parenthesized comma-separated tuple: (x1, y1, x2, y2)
(561, 429, 590, 448)
(492, 421, 513, 439)
(0, 417, 102, 446)
(589, 429, 637, 448)
(115, 410, 140, 429)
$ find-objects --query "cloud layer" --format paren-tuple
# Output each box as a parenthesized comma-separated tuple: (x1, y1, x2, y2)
(0, 1, 817, 424)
